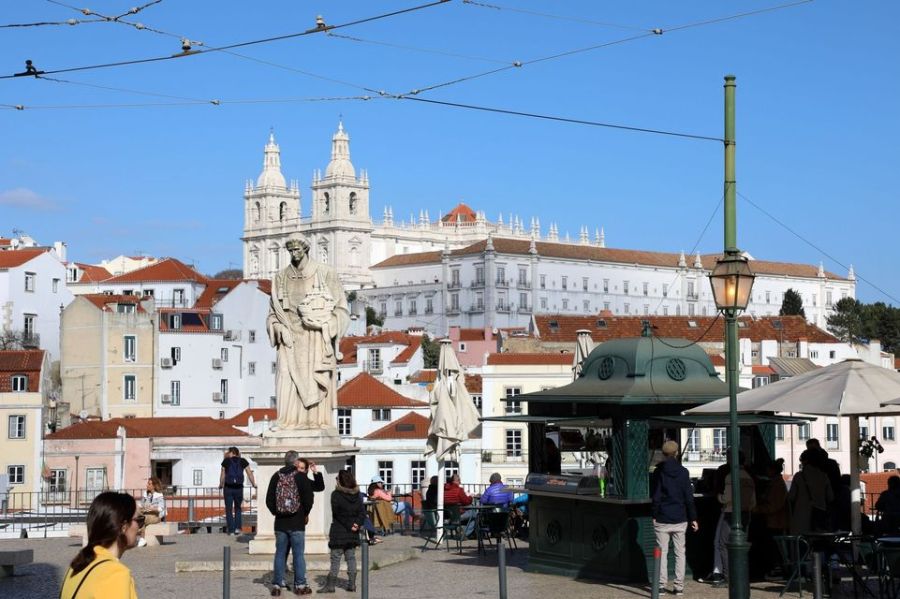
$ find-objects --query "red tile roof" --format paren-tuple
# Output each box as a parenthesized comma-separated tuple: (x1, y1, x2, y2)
(0, 248, 48, 269)
(372, 238, 846, 280)
(158, 310, 212, 333)
(465, 373, 483, 394)
(337, 373, 427, 408)
(408, 369, 482, 394)
(0, 350, 45, 392)
(458, 328, 487, 342)
(73, 263, 112, 283)
(752, 365, 777, 375)
(81, 294, 149, 312)
(364, 412, 430, 440)
(486, 353, 574, 366)
(227, 408, 276, 426)
(339, 332, 419, 365)
(46, 417, 248, 440)
(895, 358, 900, 371)
(441, 203, 477, 223)
(195, 279, 241, 309)
(533, 314, 839, 344)
(390, 337, 422, 365)
(0, 237, 12, 247)
(103, 257, 206, 284)
(709, 354, 726, 367)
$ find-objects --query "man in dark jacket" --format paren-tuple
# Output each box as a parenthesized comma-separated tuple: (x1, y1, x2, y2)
(651, 441, 698, 596)
(266, 451, 323, 596)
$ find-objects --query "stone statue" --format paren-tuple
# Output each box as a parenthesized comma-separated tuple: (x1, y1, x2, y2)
(267, 237, 350, 429)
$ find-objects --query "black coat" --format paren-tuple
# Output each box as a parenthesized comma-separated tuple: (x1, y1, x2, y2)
(329, 484, 366, 549)
(651, 457, 698, 524)
(266, 467, 324, 532)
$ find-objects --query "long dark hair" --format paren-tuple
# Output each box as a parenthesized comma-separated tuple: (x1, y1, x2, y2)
(338, 469, 357, 489)
(70, 492, 137, 574)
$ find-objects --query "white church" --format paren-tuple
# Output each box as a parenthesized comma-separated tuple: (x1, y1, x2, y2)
(242, 124, 856, 335)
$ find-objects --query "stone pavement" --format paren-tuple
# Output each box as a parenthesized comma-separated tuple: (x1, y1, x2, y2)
(0, 530, 854, 598)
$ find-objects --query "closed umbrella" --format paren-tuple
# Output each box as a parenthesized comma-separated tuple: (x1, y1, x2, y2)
(425, 339, 480, 539)
(573, 329, 594, 380)
(688, 359, 900, 532)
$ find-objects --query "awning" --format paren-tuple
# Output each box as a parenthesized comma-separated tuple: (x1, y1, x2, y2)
(480, 413, 813, 428)
(479, 415, 611, 427)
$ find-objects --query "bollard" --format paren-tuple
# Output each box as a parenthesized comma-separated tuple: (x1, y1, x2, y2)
(812, 551, 823, 599)
(651, 546, 661, 599)
(360, 533, 369, 599)
(498, 542, 508, 599)
(188, 498, 195, 526)
(223, 545, 231, 599)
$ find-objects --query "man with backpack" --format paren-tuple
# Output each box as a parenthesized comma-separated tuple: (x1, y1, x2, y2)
(219, 446, 257, 536)
(266, 451, 320, 596)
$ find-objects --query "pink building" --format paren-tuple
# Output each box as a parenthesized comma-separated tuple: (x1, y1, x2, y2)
(448, 326, 499, 368)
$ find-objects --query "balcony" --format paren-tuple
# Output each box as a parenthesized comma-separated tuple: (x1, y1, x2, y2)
(22, 332, 40, 348)
(516, 280, 531, 290)
(517, 304, 532, 314)
(362, 360, 383, 375)
(681, 448, 727, 463)
(448, 281, 461, 290)
(467, 305, 485, 314)
(496, 302, 510, 313)
(686, 292, 699, 301)
(495, 278, 509, 289)
(480, 450, 526, 464)
(469, 279, 485, 289)
(424, 307, 434, 315)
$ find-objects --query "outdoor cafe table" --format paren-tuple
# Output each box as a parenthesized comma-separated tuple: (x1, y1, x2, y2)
(802, 531, 855, 599)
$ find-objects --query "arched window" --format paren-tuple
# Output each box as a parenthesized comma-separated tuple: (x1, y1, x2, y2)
(349, 246, 360, 267)
(349, 192, 358, 214)
(279, 202, 287, 221)
(323, 192, 330, 214)
(254, 202, 261, 222)
(320, 243, 329, 264)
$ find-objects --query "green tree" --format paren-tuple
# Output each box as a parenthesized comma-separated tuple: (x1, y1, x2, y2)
(212, 268, 243, 279)
(420, 334, 440, 369)
(365, 306, 384, 328)
(779, 288, 805, 318)
(827, 298, 866, 345)
(863, 302, 900, 355)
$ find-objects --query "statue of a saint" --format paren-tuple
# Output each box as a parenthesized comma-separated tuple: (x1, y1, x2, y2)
(267, 237, 350, 429)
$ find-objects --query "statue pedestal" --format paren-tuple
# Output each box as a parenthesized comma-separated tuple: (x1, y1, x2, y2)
(246, 427, 358, 555)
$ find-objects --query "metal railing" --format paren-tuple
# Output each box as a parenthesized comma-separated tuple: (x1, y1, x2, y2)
(682, 449, 728, 463)
(0, 487, 257, 537)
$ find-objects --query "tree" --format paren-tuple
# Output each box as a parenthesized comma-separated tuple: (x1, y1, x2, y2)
(827, 298, 866, 345)
(0, 329, 26, 350)
(863, 302, 900, 355)
(365, 306, 384, 328)
(779, 288, 805, 318)
(420, 334, 440, 369)
(212, 268, 243, 280)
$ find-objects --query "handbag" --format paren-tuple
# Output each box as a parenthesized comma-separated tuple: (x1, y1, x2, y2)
(802, 474, 831, 531)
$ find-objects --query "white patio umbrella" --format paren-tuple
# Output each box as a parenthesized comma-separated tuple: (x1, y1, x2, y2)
(688, 359, 900, 533)
(425, 339, 480, 539)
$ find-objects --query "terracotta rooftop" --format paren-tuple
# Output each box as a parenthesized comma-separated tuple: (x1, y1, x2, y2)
(195, 279, 242, 309)
(457, 328, 488, 342)
(103, 257, 207, 284)
(441, 202, 478, 223)
(72, 263, 113, 283)
(408, 369, 482, 393)
(0, 248, 49, 269)
(0, 350, 45, 392)
(338, 332, 420, 365)
(532, 314, 840, 344)
(364, 412, 430, 440)
(337, 373, 427, 408)
(0, 237, 11, 247)
(81, 294, 149, 313)
(371, 238, 847, 280)
(390, 337, 422, 365)
(486, 353, 574, 366)
(227, 408, 276, 426)
(46, 417, 248, 440)
(158, 310, 212, 333)
(709, 354, 726, 367)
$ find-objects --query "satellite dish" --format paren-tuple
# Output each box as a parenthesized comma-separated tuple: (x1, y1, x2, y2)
(79, 410, 88, 421)
(492, 327, 498, 335)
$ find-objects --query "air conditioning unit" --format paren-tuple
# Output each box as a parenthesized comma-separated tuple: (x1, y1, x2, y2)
(160, 357, 173, 368)
(212, 392, 224, 402)
(224, 330, 235, 341)
(161, 394, 172, 404)
(212, 358, 223, 369)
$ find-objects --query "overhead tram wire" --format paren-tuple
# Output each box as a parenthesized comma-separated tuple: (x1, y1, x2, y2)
(737, 191, 900, 306)
(0, 0, 452, 80)
(3, 0, 163, 28)
(400, 0, 815, 98)
(2, 95, 376, 111)
(461, 0, 651, 32)
(37, 75, 212, 103)
(46, 0, 164, 21)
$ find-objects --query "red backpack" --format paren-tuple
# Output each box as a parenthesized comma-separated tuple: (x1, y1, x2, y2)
(275, 470, 301, 515)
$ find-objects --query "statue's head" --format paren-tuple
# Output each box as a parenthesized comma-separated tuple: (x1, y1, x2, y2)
(285, 237, 310, 263)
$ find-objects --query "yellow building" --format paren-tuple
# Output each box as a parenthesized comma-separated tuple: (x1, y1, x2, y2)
(61, 295, 156, 419)
(0, 350, 50, 494)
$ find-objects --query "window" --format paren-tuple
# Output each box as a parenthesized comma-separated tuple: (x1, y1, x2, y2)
(48, 469, 67, 498)
(623, 281, 629, 294)
(886, 462, 898, 472)
(173, 288, 185, 306)
(663, 284, 669, 297)
(444, 460, 459, 482)
(540, 275, 546, 289)
(338, 409, 352, 436)
(271, 361, 277, 374)
(7, 465, 24, 484)
(394, 300, 402, 316)
(377, 461, 394, 485)
(248, 362, 256, 375)
(52, 278, 60, 293)
(168, 313, 181, 330)
(170, 380, 181, 406)
(624, 303, 630, 314)
(426, 298, 434, 314)
(124, 375, 136, 401)
(411, 461, 426, 488)
(562, 299, 569, 310)
(505, 387, 522, 414)
(117, 303, 135, 314)
(221, 347, 229, 362)
(193, 469, 203, 486)
(497, 266, 506, 284)
(798, 422, 811, 440)
(561, 276, 568, 290)
(752, 376, 770, 388)
(124, 335, 136, 362)
(506, 430, 523, 459)
(85, 467, 106, 493)
(663, 306, 669, 316)
(409, 299, 417, 315)
(826, 418, 839, 449)
(11, 374, 28, 392)
(582, 277, 589, 291)
(367, 348, 382, 373)
(471, 394, 482, 414)
(685, 429, 699, 453)
(583, 300, 591, 312)
(713, 428, 727, 453)
(249, 330, 256, 343)
(372, 408, 391, 421)
(775, 424, 785, 440)
(518, 267, 528, 285)
(826, 291, 833, 307)
(643, 304, 650, 315)
(884, 418, 896, 441)
(458, 342, 467, 353)
(220, 379, 228, 403)
(24, 272, 35, 292)
(144, 289, 154, 297)
(643, 282, 649, 296)
(860, 418, 869, 440)
(171, 346, 181, 363)
(475, 266, 484, 284)
(8, 415, 26, 439)
(688, 303, 695, 316)
(603, 279, 609, 293)
(451, 269, 460, 287)
(450, 293, 459, 311)
(24, 314, 36, 338)
(810, 350, 819, 359)
(210, 314, 223, 331)
(829, 351, 836, 359)
(540, 297, 548, 310)
(603, 302, 610, 311)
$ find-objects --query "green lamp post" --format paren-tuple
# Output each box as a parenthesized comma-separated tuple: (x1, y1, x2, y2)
(709, 74, 756, 599)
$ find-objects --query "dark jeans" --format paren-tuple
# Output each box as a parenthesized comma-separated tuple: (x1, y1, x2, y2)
(274, 530, 307, 588)
(224, 486, 243, 533)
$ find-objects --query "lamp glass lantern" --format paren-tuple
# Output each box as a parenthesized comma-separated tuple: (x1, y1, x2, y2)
(709, 253, 755, 311)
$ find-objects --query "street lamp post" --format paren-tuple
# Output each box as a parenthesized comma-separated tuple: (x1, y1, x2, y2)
(708, 75, 756, 599)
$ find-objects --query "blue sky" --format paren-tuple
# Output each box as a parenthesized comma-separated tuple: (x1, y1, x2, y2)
(1, 1, 898, 304)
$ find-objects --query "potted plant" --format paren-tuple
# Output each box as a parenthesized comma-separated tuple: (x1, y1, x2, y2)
(858, 436, 884, 472)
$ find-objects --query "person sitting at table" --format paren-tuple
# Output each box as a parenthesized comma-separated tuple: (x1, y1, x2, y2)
(422, 476, 438, 510)
(481, 473, 513, 508)
(876, 475, 900, 534)
(788, 449, 834, 535)
(369, 476, 414, 529)
(443, 474, 472, 507)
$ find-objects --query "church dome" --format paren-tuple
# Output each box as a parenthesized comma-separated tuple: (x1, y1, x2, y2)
(324, 121, 356, 179)
(257, 132, 287, 188)
(442, 202, 477, 223)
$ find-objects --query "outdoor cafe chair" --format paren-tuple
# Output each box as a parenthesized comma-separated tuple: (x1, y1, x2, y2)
(420, 505, 465, 554)
(876, 540, 900, 599)
(774, 535, 813, 597)
(480, 509, 517, 552)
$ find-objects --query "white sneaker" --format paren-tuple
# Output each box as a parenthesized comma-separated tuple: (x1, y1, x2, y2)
(137, 537, 147, 548)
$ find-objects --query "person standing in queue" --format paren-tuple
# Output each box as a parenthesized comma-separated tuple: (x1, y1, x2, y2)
(650, 441, 698, 596)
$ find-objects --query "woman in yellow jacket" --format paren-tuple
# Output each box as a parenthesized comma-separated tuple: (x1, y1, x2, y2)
(60, 491, 140, 599)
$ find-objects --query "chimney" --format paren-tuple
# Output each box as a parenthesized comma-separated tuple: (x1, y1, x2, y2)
(798, 337, 809, 359)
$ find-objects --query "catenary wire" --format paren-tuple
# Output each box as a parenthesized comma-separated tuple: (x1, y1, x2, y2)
(3, 95, 375, 110)
(737, 191, 900, 306)
(0, 0, 451, 80)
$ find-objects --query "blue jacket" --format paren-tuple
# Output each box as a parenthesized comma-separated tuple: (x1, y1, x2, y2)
(651, 458, 697, 524)
(481, 482, 513, 507)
